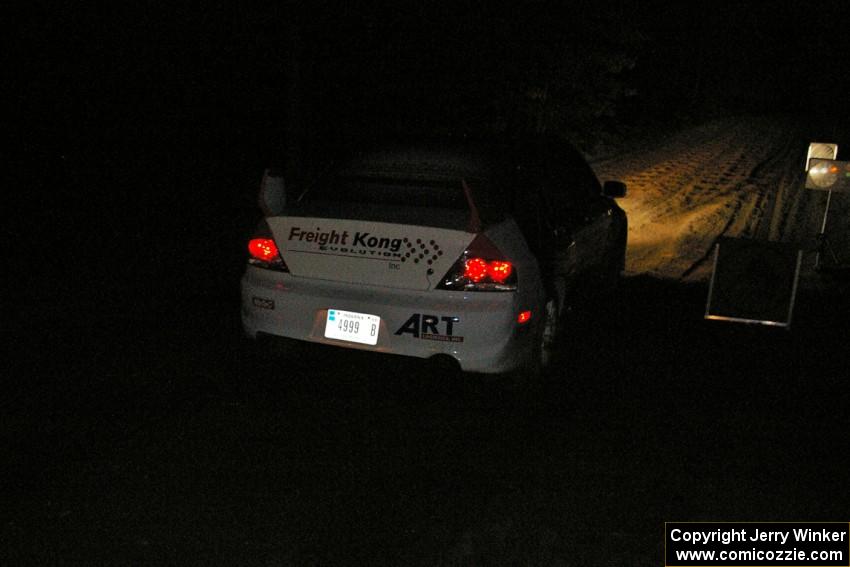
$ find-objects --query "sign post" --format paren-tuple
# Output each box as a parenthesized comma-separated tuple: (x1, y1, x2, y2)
(805, 155, 850, 269)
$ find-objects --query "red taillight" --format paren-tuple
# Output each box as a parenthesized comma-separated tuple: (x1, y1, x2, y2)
(487, 261, 513, 283)
(437, 234, 517, 292)
(248, 238, 279, 262)
(517, 310, 532, 324)
(247, 220, 289, 272)
(463, 258, 513, 284)
(464, 258, 489, 283)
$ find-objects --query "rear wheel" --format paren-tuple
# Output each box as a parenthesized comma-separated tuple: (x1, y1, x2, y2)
(598, 232, 626, 295)
(503, 296, 558, 401)
(538, 296, 559, 369)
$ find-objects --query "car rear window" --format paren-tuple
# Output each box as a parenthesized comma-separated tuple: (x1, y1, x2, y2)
(296, 172, 508, 221)
(299, 175, 472, 210)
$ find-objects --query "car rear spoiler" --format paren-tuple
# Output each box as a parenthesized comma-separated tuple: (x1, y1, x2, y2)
(462, 178, 482, 233)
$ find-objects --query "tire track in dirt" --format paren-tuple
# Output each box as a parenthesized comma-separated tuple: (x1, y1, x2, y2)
(592, 117, 805, 280)
(679, 134, 803, 281)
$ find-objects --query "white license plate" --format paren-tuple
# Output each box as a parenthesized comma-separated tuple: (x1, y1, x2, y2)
(324, 309, 380, 345)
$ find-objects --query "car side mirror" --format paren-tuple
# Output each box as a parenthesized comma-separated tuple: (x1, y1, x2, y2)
(602, 180, 627, 198)
(259, 168, 286, 216)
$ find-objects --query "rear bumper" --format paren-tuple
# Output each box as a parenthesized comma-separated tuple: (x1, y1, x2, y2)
(240, 266, 540, 373)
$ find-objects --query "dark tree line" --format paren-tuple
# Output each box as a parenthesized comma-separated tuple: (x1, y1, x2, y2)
(18, 3, 850, 194)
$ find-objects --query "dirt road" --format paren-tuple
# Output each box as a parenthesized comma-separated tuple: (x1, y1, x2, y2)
(592, 117, 842, 281)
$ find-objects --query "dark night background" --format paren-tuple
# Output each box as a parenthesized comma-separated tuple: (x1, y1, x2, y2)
(5, 2, 850, 564)
(10, 3, 850, 282)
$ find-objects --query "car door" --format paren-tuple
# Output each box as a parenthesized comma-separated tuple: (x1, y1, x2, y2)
(541, 143, 613, 278)
(508, 157, 579, 283)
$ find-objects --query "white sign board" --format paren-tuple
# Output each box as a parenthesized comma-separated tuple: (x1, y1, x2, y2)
(806, 142, 838, 171)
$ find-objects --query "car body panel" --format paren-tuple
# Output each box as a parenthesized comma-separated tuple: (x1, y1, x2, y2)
(267, 216, 474, 291)
(242, 218, 542, 373)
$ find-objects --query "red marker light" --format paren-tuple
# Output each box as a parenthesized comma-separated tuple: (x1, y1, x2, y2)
(248, 238, 280, 261)
(517, 310, 532, 324)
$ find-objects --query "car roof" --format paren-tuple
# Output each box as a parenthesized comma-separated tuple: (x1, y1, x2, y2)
(336, 139, 508, 180)
(333, 134, 588, 177)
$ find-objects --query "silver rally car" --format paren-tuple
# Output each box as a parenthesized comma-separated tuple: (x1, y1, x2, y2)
(241, 138, 627, 378)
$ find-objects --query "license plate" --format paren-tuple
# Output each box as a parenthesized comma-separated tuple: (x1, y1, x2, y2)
(324, 309, 380, 345)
